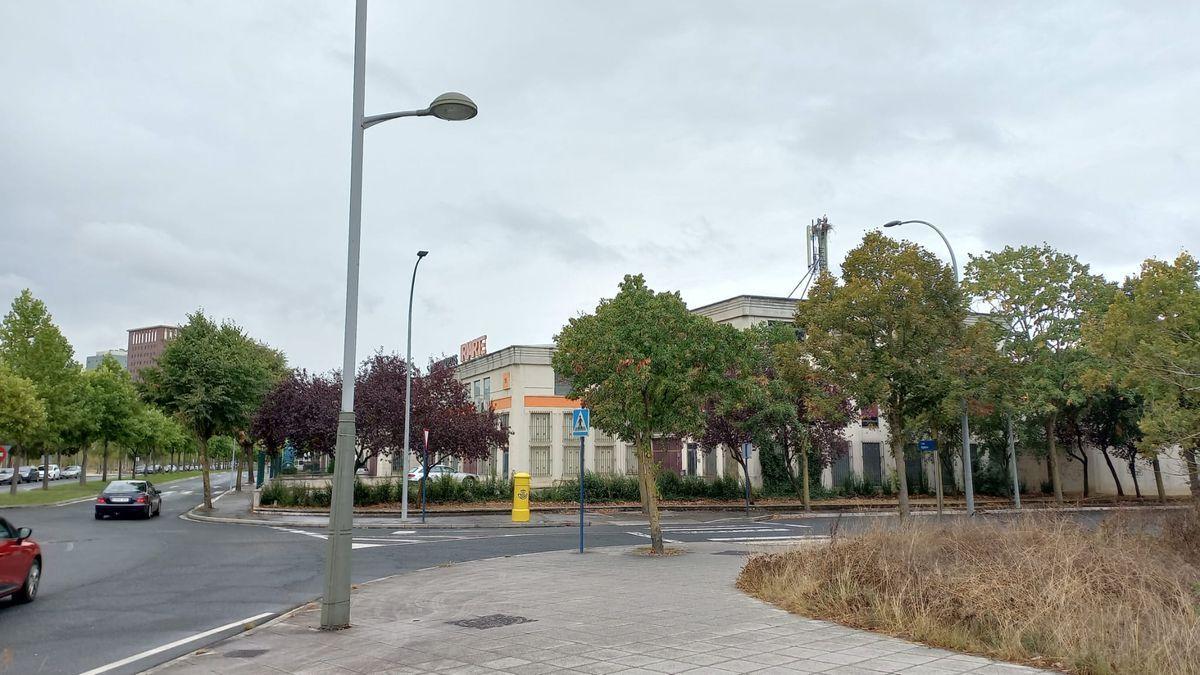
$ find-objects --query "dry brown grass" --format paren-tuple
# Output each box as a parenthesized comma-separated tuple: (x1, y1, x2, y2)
(737, 507, 1200, 674)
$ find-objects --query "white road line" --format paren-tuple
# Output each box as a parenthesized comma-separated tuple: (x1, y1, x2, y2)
(662, 526, 792, 530)
(706, 535, 830, 542)
(391, 530, 416, 535)
(781, 523, 812, 529)
(78, 612, 274, 675)
(626, 531, 681, 543)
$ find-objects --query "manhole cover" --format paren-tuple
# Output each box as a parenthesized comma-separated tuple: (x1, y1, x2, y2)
(224, 649, 268, 659)
(448, 614, 535, 629)
(712, 550, 751, 556)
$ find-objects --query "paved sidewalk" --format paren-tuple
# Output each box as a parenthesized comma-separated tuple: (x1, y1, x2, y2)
(155, 543, 1048, 675)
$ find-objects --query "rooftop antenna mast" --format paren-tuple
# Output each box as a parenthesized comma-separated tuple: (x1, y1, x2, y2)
(788, 215, 832, 298)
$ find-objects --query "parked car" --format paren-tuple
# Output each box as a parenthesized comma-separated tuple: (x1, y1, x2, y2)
(34, 465, 61, 481)
(95, 480, 162, 520)
(16, 467, 38, 483)
(0, 516, 41, 604)
(60, 466, 82, 480)
(406, 465, 479, 484)
(0, 469, 18, 486)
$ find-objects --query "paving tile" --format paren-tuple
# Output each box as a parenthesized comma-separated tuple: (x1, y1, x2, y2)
(480, 656, 531, 670)
(642, 660, 698, 674)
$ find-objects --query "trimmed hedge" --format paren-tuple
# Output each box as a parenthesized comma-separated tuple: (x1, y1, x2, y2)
(259, 471, 757, 508)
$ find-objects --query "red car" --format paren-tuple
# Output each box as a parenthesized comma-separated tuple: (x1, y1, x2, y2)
(0, 516, 41, 604)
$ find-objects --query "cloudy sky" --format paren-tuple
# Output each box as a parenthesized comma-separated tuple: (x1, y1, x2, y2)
(2, 1, 1196, 372)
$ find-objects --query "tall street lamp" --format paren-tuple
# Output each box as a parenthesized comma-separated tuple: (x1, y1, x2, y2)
(882, 219, 976, 517)
(323, 0, 477, 631)
(401, 250, 428, 522)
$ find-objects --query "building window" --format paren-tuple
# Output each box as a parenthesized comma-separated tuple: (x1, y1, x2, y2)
(530, 412, 551, 477)
(625, 443, 639, 475)
(595, 429, 616, 475)
(561, 412, 580, 476)
(861, 404, 880, 429)
(481, 377, 491, 411)
(554, 372, 572, 397)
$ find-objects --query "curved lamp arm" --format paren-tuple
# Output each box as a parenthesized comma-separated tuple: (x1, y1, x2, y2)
(884, 219, 959, 282)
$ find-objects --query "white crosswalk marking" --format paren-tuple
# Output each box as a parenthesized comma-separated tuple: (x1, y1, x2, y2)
(626, 531, 681, 543)
(706, 535, 830, 542)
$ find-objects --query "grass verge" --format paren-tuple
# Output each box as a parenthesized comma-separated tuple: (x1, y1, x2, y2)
(0, 470, 203, 506)
(737, 508, 1200, 674)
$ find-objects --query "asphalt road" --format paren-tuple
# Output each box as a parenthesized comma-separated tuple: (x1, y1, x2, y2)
(0, 477, 1140, 675)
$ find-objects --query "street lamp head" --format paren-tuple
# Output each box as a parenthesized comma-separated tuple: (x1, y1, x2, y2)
(883, 220, 903, 228)
(428, 92, 477, 121)
(417, 250, 429, 258)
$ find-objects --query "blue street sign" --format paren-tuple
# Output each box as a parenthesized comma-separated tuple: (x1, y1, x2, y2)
(572, 408, 590, 438)
(918, 439, 937, 453)
(742, 442, 753, 460)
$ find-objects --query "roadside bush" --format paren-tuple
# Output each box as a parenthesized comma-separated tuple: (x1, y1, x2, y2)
(837, 473, 877, 497)
(738, 514, 1200, 674)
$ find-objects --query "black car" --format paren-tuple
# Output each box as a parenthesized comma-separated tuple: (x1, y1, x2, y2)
(17, 466, 38, 483)
(94, 480, 162, 519)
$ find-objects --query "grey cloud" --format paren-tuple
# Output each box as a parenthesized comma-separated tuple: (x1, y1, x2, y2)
(1, 0, 1196, 371)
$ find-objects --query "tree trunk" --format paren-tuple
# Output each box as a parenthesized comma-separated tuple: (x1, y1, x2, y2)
(1185, 448, 1200, 501)
(637, 434, 663, 554)
(1152, 455, 1167, 503)
(934, 428, 944, 515)
(235, 452, 243, 492)
(8, 452, 16, 495)
(800, 437, 811, 513)
(782, 443, 804, 503)
(118, 452, 125, 480)
(247, 449, 256, 486)
(41, 450, 49, 490)
(79, 443, 88, 486)
(1099, 446, 1124, 497)
(199, 434, 214, 510)
(888, 412, 910, 519)
(102, 440, 109, 482)
(1046, 415, 1063, 505)
(132, 454, 137, 478)
(1072, 434, 1089, 498)
(1128, 458, 1142, 499)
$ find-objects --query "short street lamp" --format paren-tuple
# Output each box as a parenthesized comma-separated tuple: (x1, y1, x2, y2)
(323, 0, 476, 631)
(401, 250, 429, 522)
(882, 219, 976, 517)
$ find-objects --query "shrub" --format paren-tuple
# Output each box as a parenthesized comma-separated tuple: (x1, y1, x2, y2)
(738, 515, 1200, 674)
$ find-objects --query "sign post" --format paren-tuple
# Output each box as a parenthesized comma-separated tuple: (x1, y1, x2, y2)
(919, 438, 943, 517)
(572, 408, 590, 553)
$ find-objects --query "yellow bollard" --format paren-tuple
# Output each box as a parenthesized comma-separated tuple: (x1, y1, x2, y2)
(512, 472, 531, 523)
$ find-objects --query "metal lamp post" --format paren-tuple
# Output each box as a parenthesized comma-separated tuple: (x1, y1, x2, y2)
(400, 250, 428, 522)
(882, 219, 976, 517)
(322, 0, 477, 631)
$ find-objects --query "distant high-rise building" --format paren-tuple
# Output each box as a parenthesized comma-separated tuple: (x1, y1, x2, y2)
(127, 325, 180, 382)
(85, 349, 128, 372)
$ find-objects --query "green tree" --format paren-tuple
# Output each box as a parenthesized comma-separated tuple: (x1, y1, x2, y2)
(0, 366, 47, 495)
(1085, 253, 1200, 498)
(0, 289, 81, 489)
(964, 244, 1114, 504)
(59, 373, 100, 485)
(139, 312, 285, 509)
(772, 336, 854, 511)
(85, 355, 139, 483)
(552, 274, 741, 553)
(796, 231, 963, 518)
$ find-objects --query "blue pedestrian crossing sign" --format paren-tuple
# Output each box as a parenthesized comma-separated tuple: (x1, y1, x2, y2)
(572, 408, 590, 437)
